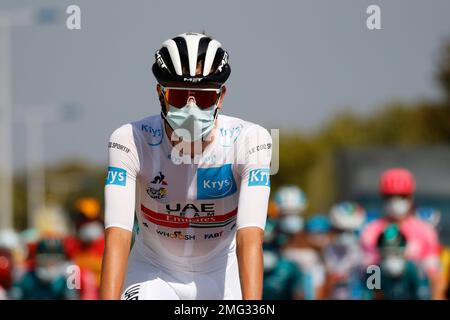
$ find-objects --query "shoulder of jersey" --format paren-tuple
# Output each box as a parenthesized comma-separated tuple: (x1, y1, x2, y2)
(217, 114, 271, 147)
(133, 114, 164, 147)
(410, 216, 437, 236)
(109, 115, 163, 150)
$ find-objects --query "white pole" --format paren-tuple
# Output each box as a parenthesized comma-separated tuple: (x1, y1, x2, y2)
(26, 114, 45, 229)
(0, 19, 13, 230)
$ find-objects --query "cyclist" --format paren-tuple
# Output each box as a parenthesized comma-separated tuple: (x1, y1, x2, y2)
(369, 224, 431, 300)
(324, 201, 367, 299)
(416, 206, 450, 299)
(0, 247, 13, 300)
(360, 168, 441, 298)
(11, 238, 76, 300)
(100, 32, 272, 300)
(284, 215, 331, 300)
(262, 218, 303, 300)
(273, 185, 307, 247)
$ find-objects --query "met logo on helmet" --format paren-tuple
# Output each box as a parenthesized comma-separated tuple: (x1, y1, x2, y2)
(106, 167, 127, 186)
(197, 164, 237, 200)
(248, 168, 270, 187)
(217, 52, 228, 73)
(155, 50, 168, 70)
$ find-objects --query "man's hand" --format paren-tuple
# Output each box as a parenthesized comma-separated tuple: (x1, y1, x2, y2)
(236, 226, 264, 300)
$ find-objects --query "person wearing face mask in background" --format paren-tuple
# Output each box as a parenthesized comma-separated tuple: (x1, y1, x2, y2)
(65, 197, 105, 300)
(261, 186, 306, 299)
(415, 206, 450, 300)
(283, 215, 331, 300)
(368, 224, 431, 300)
(273, 185, 307, 247)
(0, 248, 13, 300)
(11, 238, 77, 300)
(323, 202, 367, 300)
(360, 168, 442, 299)
(262, 219, 304, 300)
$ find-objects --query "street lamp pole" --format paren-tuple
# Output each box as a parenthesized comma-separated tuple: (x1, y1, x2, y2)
(0, 18, 13, 230)
(0, 7, 60, 230)
(25, 114, 45, 228)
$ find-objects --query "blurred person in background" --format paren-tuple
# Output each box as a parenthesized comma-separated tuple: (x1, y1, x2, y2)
(0, 247, 13, 299)
(284, 214, 331, 300)
(324, 201, 367, 299)
(66, 197, 105, 299)
(11, 238, 77, 300)
(273, 185, 307, 247)
(0, 229, 27, 289)
(416, 206, 450, 299)
(262, 218, 304, 300)
(369, 224, 431, 300)
(360, 168, 442, 298)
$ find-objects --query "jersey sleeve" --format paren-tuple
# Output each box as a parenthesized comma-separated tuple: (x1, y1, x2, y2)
(104, 124, 140, 232)
(235, 125, 272, 231)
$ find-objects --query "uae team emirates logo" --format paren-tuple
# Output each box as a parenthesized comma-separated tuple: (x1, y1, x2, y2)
(146, 171, 168, 200)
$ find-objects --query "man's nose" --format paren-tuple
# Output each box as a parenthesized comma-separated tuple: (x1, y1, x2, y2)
(187, 96, 196, 104)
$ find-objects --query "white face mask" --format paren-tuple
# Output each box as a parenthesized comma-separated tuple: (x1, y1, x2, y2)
(385, 197, 412, 219)
(79, 222, 104, 243)
(165, 103, 217, 142)
(382, 255, 406, 276)
(279, 215, 304, 235)
(36, 264, 64, 283)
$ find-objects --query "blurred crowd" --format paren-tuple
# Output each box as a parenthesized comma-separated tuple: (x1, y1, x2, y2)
(1, 168, 450, 300)
(0, 198, 104, 300)
(263, 168, 450, 300)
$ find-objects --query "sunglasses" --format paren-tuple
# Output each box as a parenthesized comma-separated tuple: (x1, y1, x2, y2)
(161, 86, 222, 109)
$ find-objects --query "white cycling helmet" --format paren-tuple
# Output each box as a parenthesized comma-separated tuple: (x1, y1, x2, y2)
(274, 185, 307, 216)
(329, 201, 366, 232)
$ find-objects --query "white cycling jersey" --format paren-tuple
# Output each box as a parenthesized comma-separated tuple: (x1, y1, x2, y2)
(104, 114, 272, 293)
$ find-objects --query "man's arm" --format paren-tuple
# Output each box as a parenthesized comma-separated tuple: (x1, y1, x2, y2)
(100, 227, 132, 300)
(235, 124, 273, 300)
(236, 226, 264, 300)
(100, 124, 139, 299)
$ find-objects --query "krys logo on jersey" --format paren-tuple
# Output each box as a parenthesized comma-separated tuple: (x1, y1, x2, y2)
(219, 124, 243, 147)
(248, 168, 270, 187)
(106, 167, 127, 186)
(141, 123, 162, 146)
(197, 164, 237, 200)
(147, 172, 168, 200)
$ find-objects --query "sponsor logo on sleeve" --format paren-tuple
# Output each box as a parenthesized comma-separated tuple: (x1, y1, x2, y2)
(248, 168, 270, 187)
(246, 142, 272, 156)
(108, 142, 130, 153)
(197, 164, 237, 200)
(105, 166, 127, 186)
